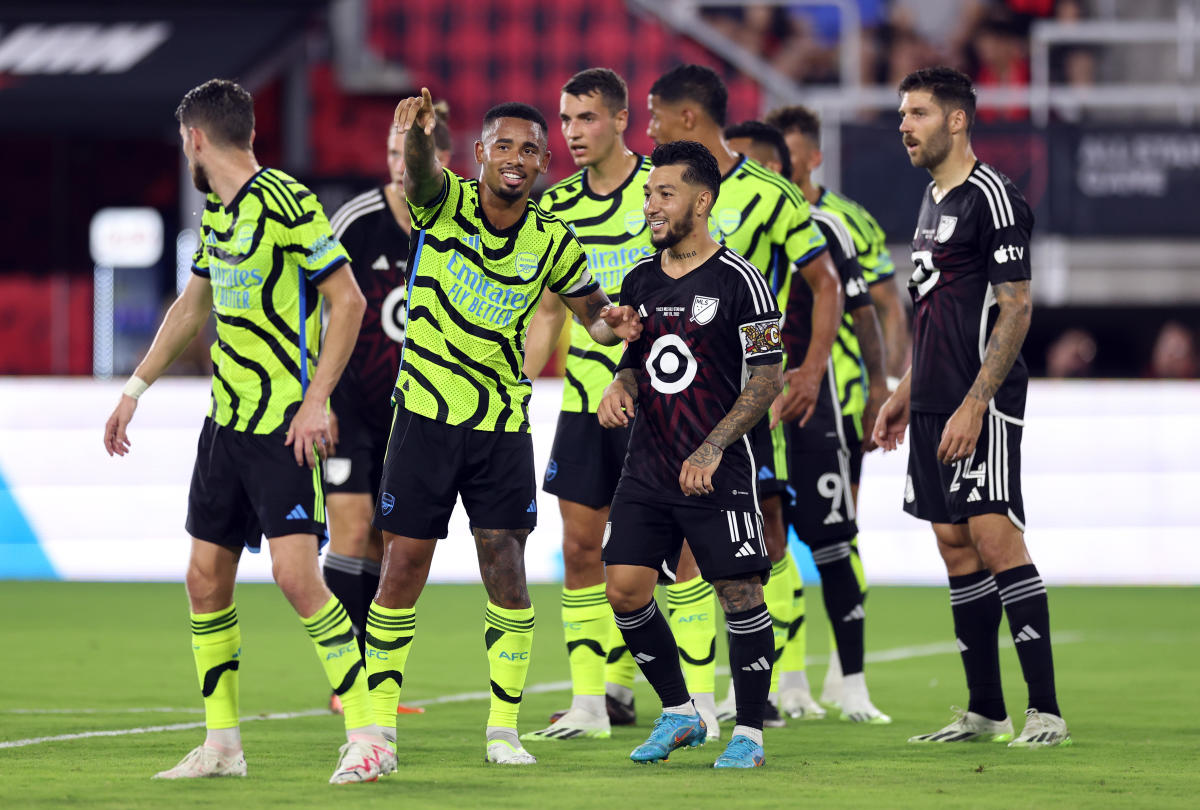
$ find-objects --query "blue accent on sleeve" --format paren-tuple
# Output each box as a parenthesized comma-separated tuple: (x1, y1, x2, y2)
(298, 268, 309, 394)
(395, 229, 426, 387)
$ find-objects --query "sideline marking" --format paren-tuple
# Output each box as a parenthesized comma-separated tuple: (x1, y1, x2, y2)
(0, 633, 1083, 750)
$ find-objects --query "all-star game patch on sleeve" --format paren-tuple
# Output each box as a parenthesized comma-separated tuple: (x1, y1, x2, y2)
(739, 318, 783, 363)
(199, 168, 346, 434)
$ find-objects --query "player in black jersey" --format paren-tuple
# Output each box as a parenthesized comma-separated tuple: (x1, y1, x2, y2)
(599, 141, 783, 769)
(726, 120, 891, 724)
(875, 67, 1070, 747)
(319, 109, 451, 715)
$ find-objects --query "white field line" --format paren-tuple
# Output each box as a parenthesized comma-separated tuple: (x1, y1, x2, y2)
(0, 633, 1084, 750)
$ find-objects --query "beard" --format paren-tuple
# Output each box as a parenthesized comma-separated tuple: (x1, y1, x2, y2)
(191, 162, 212, 194)
(910, 123, 952, 169)
(486, 168, 528, 202)
(650, 215, 693, 250)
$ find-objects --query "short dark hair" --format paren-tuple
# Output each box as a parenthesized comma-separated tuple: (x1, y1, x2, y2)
(764, 105, 821, 148)
(649, 64, 728, 126)
(723, 120, 792, 182)
(562, 67, 628, 115)
(898, 66, 977, 132)
(175, 78, 254, 149)
(483, 102, 549, 139)
(650, 140, 720, 204)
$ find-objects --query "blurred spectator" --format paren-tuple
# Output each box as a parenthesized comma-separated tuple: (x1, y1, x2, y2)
(773, 0, 889, 84)
(1045, 327, 1097, 377)
(972, 9, 1030, 122)
(701, 5, 791, 56)
(888, 0, 987, 84)
(1148, 321, 1200, 379)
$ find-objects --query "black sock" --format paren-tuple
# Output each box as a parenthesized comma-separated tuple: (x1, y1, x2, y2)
(323, 552, 364, 657)
(995, 564, 1060, 717)
(726, 603, 774, 731)
(948, 569, 1006, 721)
(813, 541, 865, 675)
(613, 600, 689, 709)
(360, 559, 382, 658)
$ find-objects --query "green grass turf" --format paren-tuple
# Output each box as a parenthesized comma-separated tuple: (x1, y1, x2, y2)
(1, 582, 1196, 808)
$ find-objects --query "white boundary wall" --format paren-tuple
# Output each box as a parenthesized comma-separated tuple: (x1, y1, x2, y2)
(0, 377, 1197, 585)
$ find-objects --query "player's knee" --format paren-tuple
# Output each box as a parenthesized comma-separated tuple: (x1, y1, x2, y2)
(605, 580, 647, 614)
(972, 525, 1031, 572)
(562, 532, 602, 575)
(329, 517, 372, 557)
(185, 562, 232, 613)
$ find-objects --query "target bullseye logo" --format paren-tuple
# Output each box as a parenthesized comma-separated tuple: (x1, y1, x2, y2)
(381, 285, 409, 343)
(646, 333, 697, 394)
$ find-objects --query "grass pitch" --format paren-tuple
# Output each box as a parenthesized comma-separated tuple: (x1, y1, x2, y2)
(1, 582, 1196, 808)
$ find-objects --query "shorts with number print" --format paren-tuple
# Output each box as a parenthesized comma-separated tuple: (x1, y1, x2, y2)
(903, 410, 1026, 528)
(783, 424, 858, 548)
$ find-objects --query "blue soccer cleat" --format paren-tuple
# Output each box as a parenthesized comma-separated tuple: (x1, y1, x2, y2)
(629, 712, 707, 763)
(712, 735, 765, 768)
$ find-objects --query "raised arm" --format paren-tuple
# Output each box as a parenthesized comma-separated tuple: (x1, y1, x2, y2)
(394, 87, 444, 207)
(679, 362, 784, 496)
(777, 250, 843, 425)
(561, 287, 642, 347)
(103, 275, 213, 456)
(937, 279, 1032, 464)
(284, 265, 367, 468)
(849, 301, 888, 451)
(522, 289, 568, 378)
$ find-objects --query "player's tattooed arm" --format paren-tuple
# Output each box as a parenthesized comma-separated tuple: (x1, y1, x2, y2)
(563, 288, 642, 346)
(938, 279, 1031, 464)
(966, 280, 1032, 408)
(598, 369, 638, 428)
(474, 528, 532, 609)
(679, 362, 782, 496)
(713, 576, 766, 613)
(394, 87, 443, 206)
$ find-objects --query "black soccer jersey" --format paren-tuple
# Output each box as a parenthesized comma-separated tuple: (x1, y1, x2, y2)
(908, 161, 1033, 420)
(328, 187, 411, 430)
(614, 246, 783, 511)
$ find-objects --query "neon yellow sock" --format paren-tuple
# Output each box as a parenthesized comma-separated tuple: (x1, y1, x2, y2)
(484, 603, 535, 729)
(766, 555, 794, 692)
(562, 585, 610, 697)
(604, 617, 636, 690)
(364, 602, 415, 732)
(778, 552, 808, 673)
(303, 595, 372, 731)
(191, 605, 240, 730)
(666, 578, 716, 695)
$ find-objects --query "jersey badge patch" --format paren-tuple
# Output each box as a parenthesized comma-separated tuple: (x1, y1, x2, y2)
(514, 251, 539, 281)
(624, 211, 645, 235)
(739, 319, 782, 357)
(689, 295, 720, 325)
(935, 215, 958, 243)
(716, 208, 741, 235)
(325, 457, 352, 486)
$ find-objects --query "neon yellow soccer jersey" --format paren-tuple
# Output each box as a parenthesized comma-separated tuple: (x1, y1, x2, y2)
(191, 168, 349, 434)
(397, 169, 598, 432)
(539, 155, 653, 413)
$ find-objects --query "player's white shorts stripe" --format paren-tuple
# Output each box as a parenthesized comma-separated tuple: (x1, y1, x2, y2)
(1001, 417, 1010, 501)
(727, 510, 739, 543)
(837, 448, 857, 521)
(967, 176, 1003, 231)
(987, 414, 996, 501)
(977, 165, 1016, 226)
(720, 252, 772, 315)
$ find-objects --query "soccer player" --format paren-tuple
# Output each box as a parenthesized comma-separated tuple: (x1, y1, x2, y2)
(520, 68, 652, 742)
(102, 79, 393, 783)
(875, 67, 1070, 747)
(763, 104, 905, 709)
(320, 105, 451, 716)
(724, 120, 890, 724)
(365, 88, 641, 766)
(646, 63, 840, 735)
(599, 140, 784, 768)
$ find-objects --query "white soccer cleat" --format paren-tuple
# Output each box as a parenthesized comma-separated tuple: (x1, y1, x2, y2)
(520, 708, 611, 741)
(152, 744, 247, 779)
(908, 707, 1013, 743)
(329, 740, 397, 784)
(838, 673, 891, 724)
(485, 739, 538, 765)
(1009, 709, 1072, 748)
(780, 686, 827, 720)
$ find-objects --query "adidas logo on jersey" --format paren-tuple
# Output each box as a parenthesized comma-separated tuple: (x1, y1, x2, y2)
(633, 652, 656, 664)
(842, 604, 866, 622)
(823, 509, 845, 525)
(734, 542, 757, 558)
(372, 254, 390, 271)
(1014, 625, 1042, 643)
(757, 465, 774, 481)
(741, 656, 770, 672)
(526, 500, 537, 513)
(286, 504, 309, 520)
(967, 489, 982, 502)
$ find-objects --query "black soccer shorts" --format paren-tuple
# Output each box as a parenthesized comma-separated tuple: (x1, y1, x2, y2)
(843, 413, 864, 487)
(373, 406, 537, 539)
(542, 411, 631, 508)
(186, 417, 327, 551)
(747, 414, 789, 501)
(603, 495, 771, 585)
(324, 388, 392, 501)
(903, 410, 1026, 529)
(784, 437, 859, 548)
